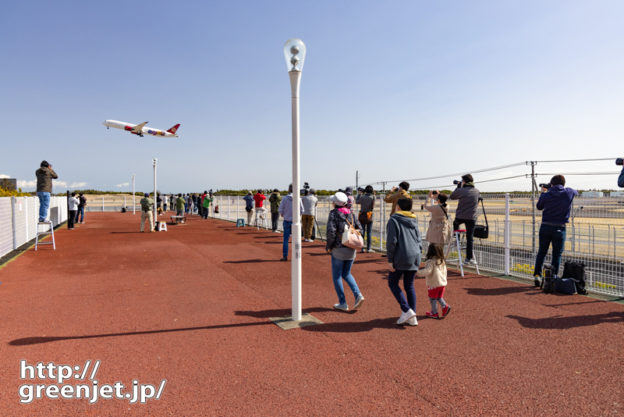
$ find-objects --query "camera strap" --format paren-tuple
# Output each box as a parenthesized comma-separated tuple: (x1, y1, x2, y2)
(479, 198, 488, 227)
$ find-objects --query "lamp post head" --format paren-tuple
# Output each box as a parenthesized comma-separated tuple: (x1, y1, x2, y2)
(284, 38, 306, 72)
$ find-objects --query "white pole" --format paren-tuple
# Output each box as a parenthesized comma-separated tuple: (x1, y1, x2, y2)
(101, 196, 104, 212)
(504, 193, 510, 275)
(153, 158, 158, 228)
(289, 69, 302, 321)
(132, 174, 136, 215)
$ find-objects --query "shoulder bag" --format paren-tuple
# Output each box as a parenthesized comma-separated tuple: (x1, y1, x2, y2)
(473, 198, 489, 239)
(341, 214, 364, 249)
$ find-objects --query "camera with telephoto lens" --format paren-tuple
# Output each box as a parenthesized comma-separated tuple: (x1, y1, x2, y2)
(453, 180, 461, 185)
(539, 183, 551, 189)
(301, 182, 310, 195)
(616, 158, 624, 166)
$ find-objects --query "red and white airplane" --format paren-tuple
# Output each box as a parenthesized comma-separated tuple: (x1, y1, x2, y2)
(103, 120, 181, 138)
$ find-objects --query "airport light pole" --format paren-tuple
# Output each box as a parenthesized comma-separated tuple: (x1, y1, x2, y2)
(153, 158, 158, 229)
(284, 38, 306, 322)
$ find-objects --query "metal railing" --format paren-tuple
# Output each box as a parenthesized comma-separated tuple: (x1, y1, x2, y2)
(208, 193, 624, 297)
(0, 196, 68, 258)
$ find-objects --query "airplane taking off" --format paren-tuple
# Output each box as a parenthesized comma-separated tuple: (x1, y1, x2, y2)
(103, 120, 181, 138)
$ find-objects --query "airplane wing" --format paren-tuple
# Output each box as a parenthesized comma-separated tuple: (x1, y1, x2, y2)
(131, 121, 149, 134)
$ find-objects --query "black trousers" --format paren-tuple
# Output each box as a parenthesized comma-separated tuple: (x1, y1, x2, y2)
(452, 218, 475, 260)
(271, 211, 279, 231)
(68, 210, 76, 229)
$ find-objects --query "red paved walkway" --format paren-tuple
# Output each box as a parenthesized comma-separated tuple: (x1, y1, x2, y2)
(0, 213, 622, 416)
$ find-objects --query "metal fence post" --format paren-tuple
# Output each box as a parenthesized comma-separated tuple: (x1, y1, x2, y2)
(101, 197, 104, 212)
(504, 193, 510, 275)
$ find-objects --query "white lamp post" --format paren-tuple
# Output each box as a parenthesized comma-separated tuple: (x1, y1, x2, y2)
(153, 158, 158, 229)
(284, 38, 306, 322)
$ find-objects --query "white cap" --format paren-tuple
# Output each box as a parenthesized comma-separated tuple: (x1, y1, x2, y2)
(330, 192, 348, 206)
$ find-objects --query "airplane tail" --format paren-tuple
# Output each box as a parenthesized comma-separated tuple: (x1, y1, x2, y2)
(167, 124, 181, 135)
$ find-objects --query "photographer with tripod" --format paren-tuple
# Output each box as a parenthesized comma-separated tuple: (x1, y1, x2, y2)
(532, 175, 578, 287)
(449, 174, 480, 265)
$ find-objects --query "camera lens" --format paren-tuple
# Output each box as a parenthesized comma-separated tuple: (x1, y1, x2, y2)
(616, 158, 624, 166)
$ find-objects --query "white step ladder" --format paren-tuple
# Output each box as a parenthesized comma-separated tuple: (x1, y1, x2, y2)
(445, 229, 479, 277)
(35, 221, 56, 251)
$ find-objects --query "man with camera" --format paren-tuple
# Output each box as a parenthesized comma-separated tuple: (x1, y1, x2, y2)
(450, 174, 480, 265)
(35, 160, 58, 223)
(617, 158, 624, 188)
(384, 181, 411, 215)
(532, 175, 578, 286)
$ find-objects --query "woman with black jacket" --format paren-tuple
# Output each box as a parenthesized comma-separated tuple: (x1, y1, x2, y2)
(326, 192, 365, 312)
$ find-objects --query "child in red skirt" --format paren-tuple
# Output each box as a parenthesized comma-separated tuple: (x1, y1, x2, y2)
(417, 244, 451, 319)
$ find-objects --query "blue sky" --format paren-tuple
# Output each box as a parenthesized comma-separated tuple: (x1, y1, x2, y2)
(1, 0, 623, 193)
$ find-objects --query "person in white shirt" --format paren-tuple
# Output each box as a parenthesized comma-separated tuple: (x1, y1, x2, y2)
(302, 189, 318, 242)
(67, 192, 80, 230)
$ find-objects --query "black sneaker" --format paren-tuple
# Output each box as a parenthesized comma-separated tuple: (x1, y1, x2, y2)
(280, 257, 288, 262)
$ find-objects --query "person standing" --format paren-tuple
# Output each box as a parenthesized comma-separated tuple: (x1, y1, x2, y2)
(76, 193, 87, 224)
(301, 189, 318, 242)
(140, 193, 155, 232)
(424, 191, 452, 251)
(35, 160, 58, 222)
(269, 189, 282, 232)
(386, 198, 421, 326)
(278, 185, 303, 261)
(417, 244, 451, 319)
(243, 191, 254, 226)
(356, 185, 375, 252)
(325, 191, 365, 311)
(253, 190, 267, 226)
(533, 175, 578, 286)
(67, 192, 79, 230)
(450, 174, 480, 265)
(175, 193, 185, 216)
(202, 192, 213, 218)
(384, 181, 411, 215)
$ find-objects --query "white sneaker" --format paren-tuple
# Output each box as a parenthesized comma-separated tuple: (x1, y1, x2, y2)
(464, 259, 477, 266)
(352, 294, 365, 310)
(406, 316, 418, 326)
(333, 303, 349, 312)
(397, 309, 416, 325)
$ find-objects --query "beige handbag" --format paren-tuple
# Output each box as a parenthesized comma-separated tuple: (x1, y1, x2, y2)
(341, 215, 364, 249)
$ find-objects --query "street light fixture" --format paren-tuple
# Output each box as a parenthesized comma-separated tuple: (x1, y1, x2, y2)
(284, 38, 306, 322)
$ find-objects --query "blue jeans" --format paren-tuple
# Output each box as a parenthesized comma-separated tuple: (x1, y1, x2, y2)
(282, 220, 292, 258)
(76, 206, 85, 223)
(534, 224, 567, 276)
(388, 270, 416, 313)
(331, 255, 361, 305)
(37, 192, 50, 222)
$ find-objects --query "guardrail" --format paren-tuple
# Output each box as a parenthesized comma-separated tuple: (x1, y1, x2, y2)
(208, 193, 624, 297)
(0, 196, 68, 258)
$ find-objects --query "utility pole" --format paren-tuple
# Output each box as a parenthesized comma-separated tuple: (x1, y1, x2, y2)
(530, 161, 537, 256)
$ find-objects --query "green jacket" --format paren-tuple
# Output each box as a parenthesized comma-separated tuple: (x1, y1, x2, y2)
(269, 192, 281, 212)
(176, 197, 185, 211)
(203, 196, 212, 208)
(140, 197, 154, 212)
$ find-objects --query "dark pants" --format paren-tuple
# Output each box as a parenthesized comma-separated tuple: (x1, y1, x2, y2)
(533, 224, 567, 277)
(75, 206, 85, 223)
(271, 211, 279, 232)
(361, 221, 373, 250)
(68, 210, 76, 229)
(388, 270, 416, 313)
(453, 218, 476, 261)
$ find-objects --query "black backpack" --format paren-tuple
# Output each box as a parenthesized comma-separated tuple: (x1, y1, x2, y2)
(562, 261, 588, 295)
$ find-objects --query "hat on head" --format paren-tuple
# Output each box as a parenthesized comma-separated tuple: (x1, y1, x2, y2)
(40, 160, 49, 168)
(330, 192, 348, 207)
(144, 193, 149, 197)
(345, 186, 353, 194)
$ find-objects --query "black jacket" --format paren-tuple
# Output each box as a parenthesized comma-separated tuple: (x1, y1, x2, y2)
(326, 208, 362, 250)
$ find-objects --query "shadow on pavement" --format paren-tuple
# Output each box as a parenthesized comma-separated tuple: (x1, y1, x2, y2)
(8, 321, 272, 346)
(465, 286, 536, 296)
(223, 259, 284, 264)
(506, 311, 624, 329)
(235, 307, 333, 318)
(301, 317, 406, 333)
